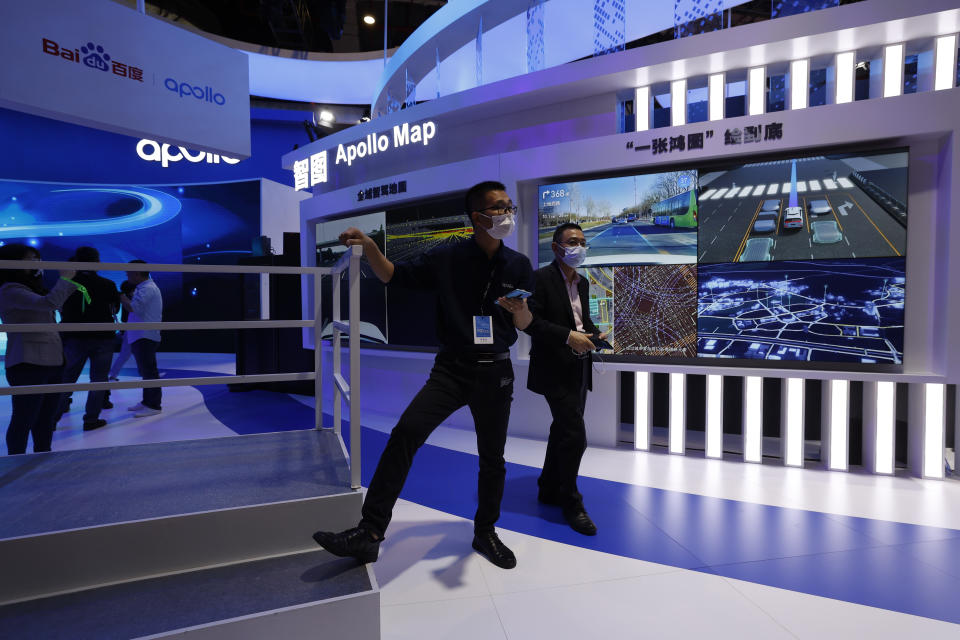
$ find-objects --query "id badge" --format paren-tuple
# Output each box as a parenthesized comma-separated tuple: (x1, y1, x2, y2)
(473, 315, 493, 345)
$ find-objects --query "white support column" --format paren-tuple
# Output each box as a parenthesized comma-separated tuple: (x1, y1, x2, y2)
(743, 376, 763, 463)
(634, 371, 652, 451)
(748, 66, 765, 116)
(705, 374, 723, 459)
(821, 379, 849, 471)
(934, 34, 958, 91)
(781, 377, 804, 467)
(835, 51, 855, 104)
(790, 59, 809, 110)
(671, 79, 687, 127)
(708, 73, 725, 121)
(863, 381, 896, 475)
(669, 373, 686, 455)
(635, 86, 650, 132)
(908, 383, 946, 479)
(883, 43, 905, 98)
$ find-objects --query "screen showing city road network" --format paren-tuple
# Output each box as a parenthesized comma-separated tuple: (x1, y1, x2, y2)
(537, 148, 908, 366)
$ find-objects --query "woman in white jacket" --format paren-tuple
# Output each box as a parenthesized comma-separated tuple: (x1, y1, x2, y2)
(0, 243, 77, 455)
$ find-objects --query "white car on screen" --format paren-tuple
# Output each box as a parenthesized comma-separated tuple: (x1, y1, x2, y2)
(761, 199, 781, 212)
(809, 200, 832, 217)
(782, 206, 804, 229)
(811, 220, 843, 244)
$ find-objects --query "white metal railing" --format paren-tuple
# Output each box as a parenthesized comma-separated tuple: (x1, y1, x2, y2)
(0, 246, 364, 488)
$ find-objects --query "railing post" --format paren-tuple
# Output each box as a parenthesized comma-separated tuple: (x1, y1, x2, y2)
(313, 269, 323, 430)
(348, 245, 362, 490)
(332, 262, 343, 436)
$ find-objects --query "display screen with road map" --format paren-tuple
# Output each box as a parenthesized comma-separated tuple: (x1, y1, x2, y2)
(537, 147, 908, 366)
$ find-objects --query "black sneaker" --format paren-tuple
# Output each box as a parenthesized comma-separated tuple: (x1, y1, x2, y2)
(472, 530, 517, 569)
(312, 527, 380, 563)
(82, 419, 107, 431)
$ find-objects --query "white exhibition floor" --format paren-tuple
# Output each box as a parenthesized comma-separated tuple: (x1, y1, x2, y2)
(2, 353, 959, 639)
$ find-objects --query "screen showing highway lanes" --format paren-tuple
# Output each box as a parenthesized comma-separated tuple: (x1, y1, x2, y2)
(538, 171, 698, 267)
(536, 146, 908, 366)
(697, 150, 907, 263)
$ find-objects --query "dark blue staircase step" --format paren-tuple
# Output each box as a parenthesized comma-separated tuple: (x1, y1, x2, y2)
(0, 548, 373, 640)
(0, 429, 350, 539)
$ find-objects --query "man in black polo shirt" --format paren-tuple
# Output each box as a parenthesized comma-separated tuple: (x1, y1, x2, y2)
(57, 246, 120, 431)
(313, 181, 535, 569)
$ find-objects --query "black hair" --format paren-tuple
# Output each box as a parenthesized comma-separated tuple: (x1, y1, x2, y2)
(128, 259, 149, 279)
(464, 181, 507, 215)
(552, 223, 583, 244)
(0, 243, 44, 293)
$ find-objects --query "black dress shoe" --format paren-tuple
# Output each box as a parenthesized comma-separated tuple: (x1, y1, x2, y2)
(472, 530, 517, 569)
(312, 526, 380, 563)
(82, 419, 107, 431)
(562, 505, 597, 536)
(102, 400, 114, 409)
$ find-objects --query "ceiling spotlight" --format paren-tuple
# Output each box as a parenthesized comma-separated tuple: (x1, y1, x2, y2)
(359, 116, 371, 123)
(319, 110, 334, 123)
(363, 15, 375, 25)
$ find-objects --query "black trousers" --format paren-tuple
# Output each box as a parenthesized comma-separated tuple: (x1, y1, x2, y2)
(360, 354, 514, 537)
(59, 337, 114, 422)
(130, 338, 161, 410)
(538, 358, 589, 509)
(6, 363, 63, 455)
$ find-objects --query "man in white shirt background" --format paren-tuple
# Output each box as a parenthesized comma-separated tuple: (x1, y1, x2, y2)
(120, 259, 163, 417)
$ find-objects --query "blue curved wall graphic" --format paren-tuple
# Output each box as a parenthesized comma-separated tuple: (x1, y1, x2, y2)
(0, 187, 182, 239)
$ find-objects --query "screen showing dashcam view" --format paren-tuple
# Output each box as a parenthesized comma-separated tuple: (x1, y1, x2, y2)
(535, 146, 908, 367)
(697, 150, 907, 263)
(537, 170, 698, 267)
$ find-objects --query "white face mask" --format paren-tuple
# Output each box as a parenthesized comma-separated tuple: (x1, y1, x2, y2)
(561, 245, 587, 268)
(480, 212, 515, 240)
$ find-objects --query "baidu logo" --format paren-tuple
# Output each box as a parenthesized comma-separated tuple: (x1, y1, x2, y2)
(81, 42, 110, 71)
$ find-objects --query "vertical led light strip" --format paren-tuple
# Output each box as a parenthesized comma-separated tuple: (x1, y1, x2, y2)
(635, 86, 650, 131)
(671, 79, 687, 127)
(828, 379, 849, 471)
(836, 51, 855, 104)
(875, 381, 895, 474)
(748, 67, 765, 116)
(923, 383, 945, 479)
(705, 374, 723, 458)
(790, 59, 809, 109)
(743, 376, 763, 463)
(634, 371, 651, 451)
(883, 43, 904, 97)
(934, 35, 958, 91)
(782, 378, 804, 467)
(709, 73, 725, 121)
(669, 373, 685, 454)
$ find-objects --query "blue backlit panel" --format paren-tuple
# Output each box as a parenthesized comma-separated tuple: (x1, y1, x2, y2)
(698, 258, 905, 363)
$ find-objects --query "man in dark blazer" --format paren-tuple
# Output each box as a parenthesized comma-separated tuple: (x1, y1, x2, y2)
(527, 222, 605, 535)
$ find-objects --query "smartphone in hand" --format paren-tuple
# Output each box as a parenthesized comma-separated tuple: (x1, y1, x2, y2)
(503, 288, 532, 299)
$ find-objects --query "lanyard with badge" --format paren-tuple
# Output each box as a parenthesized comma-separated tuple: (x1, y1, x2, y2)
(472, 263, 497, 345)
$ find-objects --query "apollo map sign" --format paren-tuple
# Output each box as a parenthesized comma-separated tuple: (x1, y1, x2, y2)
(293, 120, 437, 191)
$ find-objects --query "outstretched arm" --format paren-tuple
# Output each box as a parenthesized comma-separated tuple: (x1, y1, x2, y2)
(339, 227, 394, 283)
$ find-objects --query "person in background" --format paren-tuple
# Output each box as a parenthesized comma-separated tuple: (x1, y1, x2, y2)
(120, 260, 162, 417)
(57, 247, 120, 432)
(526, 223, 606, 536)
(0, 243, 77, 455)
(107, 279, 136, 381)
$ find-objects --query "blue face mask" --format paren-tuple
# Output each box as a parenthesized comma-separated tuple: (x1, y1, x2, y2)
(561, 245, 586, 268)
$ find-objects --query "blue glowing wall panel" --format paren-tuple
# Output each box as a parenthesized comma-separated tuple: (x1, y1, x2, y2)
(0, 179, 261, 353)
(697, 258, 905, 364)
